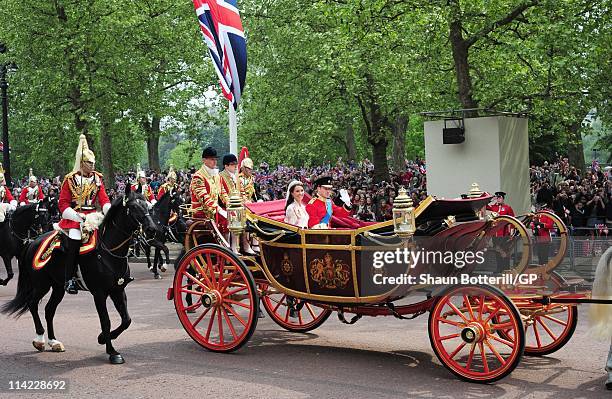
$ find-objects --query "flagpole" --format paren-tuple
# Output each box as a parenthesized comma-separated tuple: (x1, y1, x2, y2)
(229, 100, 237, 155)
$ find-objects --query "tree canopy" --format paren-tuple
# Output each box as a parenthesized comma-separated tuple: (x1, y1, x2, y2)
(0, 0, 609, 182)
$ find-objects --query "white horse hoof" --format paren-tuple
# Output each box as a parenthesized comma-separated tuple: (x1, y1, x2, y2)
(32, 341, 45, 352)
(160, 263, 167, 272)
(32, 335, 46, 352)
(48, 340, 65, 352)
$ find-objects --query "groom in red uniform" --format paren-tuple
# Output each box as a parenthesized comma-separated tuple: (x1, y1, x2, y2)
(486, 191, 515, 272)
(306, 176, 352, 229)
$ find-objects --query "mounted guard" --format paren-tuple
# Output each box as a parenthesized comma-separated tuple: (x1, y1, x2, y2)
(157, 165, 178, 200)
(19, 168, 45, 205)
(132, 163, 156, 207)
(0, 164, 17, 222)
(59, 134, 111, 294)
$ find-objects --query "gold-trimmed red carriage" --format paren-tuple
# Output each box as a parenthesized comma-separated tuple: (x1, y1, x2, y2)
(166, 186, 607, 383)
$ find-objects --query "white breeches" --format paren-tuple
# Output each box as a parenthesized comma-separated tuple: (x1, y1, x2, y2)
(68, 228, 81, 240)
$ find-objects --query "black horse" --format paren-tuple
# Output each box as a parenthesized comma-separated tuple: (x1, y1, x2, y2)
(42, 193, 60, 232)
(140, 191, 186, 279)
(1, 186, 157, 364)
(0, 200, 50, 286)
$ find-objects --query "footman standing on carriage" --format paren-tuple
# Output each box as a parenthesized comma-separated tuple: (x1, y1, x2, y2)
(19, 169, 45, 205)
(132, 163, 156, 208)
(219, 153, 241, 252)
(306, 176, 352, 229)
(190, 146, 221, 220)
(59, 134, 111, 294)
(486, 191, 515, 272)
(0, 165, 17, 222)
(237, 148, 256, 254)
(533, 201, 555, 265)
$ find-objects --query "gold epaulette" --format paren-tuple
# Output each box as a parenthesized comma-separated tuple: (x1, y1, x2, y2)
(307, 198, 316, 205)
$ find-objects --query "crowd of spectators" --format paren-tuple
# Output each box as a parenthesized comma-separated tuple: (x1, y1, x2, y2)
(530, 156, 611, 234)
(6, 154, 611, 233)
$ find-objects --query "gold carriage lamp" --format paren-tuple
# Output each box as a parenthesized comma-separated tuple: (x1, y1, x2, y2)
(393, 187, 415, 238)
(468, 182, 486, 220)
(227, 190, 246, 235)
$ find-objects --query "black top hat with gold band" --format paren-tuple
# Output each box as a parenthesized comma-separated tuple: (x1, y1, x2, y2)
(494, 191, 507, 197)
(202, 146, 218, 159)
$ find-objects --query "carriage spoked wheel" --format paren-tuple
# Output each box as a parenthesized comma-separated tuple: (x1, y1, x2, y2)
(493, 299, 577, 356)
(429, 285, 525, 383)
(258, 282, 332, 332)
(173, 244, 259, 352)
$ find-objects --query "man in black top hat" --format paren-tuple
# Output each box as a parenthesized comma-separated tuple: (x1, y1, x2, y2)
(190, 146, 220, 219)
(305, 176, 352, 228)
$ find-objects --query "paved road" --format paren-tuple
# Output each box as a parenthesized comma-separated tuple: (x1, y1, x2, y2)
(0, 259, 609, 399)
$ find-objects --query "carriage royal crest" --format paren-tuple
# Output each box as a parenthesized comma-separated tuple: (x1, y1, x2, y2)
(309, 253, 351, 289)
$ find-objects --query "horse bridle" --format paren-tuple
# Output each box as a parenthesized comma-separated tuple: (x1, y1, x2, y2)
(100, 199, 151, 258)
(9, 203, 47, 243)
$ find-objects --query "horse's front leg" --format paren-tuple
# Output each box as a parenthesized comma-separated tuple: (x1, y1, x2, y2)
(93, 294, 124, 364)
(144, 243, 153, 272)
(104, 289, 131, 340)
(0, 254, 14, 285)
(162, 243, 170, 272)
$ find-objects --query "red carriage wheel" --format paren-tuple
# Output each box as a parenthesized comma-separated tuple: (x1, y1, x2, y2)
(259, 282, 332, 332)
(173, 244, 258, 352)
(495, 301, 577, 356)
(429, 285, 525, 383)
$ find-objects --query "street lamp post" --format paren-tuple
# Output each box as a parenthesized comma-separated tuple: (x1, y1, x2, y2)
(0, 43, 12, 186)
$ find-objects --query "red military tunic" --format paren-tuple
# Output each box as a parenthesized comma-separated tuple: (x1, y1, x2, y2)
(487, 203, 515, 237)
(58, 171, 111, 230)
(156, 182, 176, 200)
(486, 203, 515, 217)
(19, 185, 45, 204)
(534, 209, 555, 243)
(131, 183, 155, 203)
(0, 185, 15, 203)
(190, 166, 220, 219)
(305, 196, 351, 228)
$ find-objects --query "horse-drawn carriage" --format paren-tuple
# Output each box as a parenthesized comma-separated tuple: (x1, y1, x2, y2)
(167, 185, 609, 383)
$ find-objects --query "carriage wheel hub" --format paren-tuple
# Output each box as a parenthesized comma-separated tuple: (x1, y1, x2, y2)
(461, 323, 485, 344)
(201, 291, 221, 308)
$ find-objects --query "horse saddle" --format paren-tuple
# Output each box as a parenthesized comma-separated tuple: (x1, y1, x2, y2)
(32, 230, 98, 270)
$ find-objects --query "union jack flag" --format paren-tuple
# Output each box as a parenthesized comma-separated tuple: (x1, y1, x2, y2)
(193, 0, 247, 109)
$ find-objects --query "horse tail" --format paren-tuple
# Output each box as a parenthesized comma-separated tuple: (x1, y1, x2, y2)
(589, 245, 612, 339)
(1, 243, 35, 317)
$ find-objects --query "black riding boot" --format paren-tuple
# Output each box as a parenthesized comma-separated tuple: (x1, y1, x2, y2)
(63, 237, 81, 294)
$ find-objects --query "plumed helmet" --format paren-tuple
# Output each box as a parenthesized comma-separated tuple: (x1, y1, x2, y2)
(238, 146, 253, 169)
(136, 163, 146, 179)
(28, 168, 37, 183)
(241, 157, 253, 169)
(167, 165, 177, 181)
(73, 134, 96, 172)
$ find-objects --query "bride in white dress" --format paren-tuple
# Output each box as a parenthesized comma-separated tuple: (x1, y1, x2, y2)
(284, 180, 309, 228)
